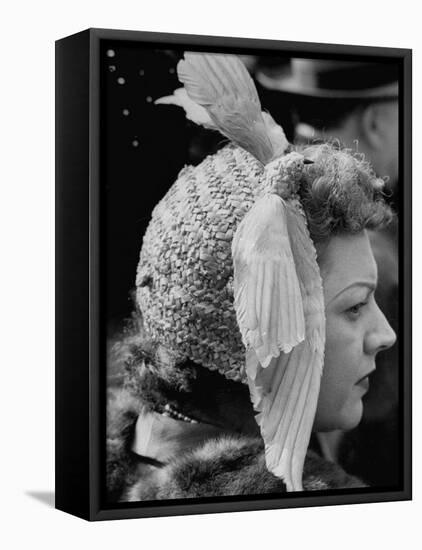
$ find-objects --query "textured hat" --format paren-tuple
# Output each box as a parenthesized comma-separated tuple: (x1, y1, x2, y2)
(136, 145, 264, 381)
(137, 144, 309, 380)
(136, 53, 325, 491)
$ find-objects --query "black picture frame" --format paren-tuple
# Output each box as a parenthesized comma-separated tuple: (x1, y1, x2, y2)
(55, 28, 412, 521)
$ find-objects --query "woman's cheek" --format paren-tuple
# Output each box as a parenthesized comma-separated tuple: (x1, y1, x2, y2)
(331, 316, 365, 426)
(316, 314, 361, 430)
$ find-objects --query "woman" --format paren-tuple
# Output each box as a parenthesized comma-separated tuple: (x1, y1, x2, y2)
(107, 53, 396, 502)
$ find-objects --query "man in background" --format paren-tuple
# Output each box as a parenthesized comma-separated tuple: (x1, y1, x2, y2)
(257, 58, 399, 185)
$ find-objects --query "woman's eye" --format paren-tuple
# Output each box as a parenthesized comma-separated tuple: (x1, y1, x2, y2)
(346, 302, 367, 318)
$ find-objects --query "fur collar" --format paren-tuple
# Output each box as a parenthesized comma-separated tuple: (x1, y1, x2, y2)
(107, 388, 367, 503)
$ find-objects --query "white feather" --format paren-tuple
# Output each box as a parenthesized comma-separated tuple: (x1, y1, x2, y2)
(155, 88, 216, 129)
(177, 53, 288, 165)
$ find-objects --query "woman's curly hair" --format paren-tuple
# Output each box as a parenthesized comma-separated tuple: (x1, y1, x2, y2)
(298, 142, 393, 243)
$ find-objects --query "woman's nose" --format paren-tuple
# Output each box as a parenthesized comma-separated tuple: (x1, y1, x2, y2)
(364, 303, 397, 355)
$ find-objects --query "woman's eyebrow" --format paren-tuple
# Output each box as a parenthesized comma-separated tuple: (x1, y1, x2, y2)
(327, 281, 377, 304)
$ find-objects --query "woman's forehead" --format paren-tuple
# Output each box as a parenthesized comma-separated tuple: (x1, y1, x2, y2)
(319, 231, 378, 302)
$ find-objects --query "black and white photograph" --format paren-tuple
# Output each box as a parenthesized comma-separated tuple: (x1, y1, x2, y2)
(98, 36, 409, 511)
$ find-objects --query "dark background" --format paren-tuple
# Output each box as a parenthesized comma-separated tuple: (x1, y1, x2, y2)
(102, 44, 188, 330)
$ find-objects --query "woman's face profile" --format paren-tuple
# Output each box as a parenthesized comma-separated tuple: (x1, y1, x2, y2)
(313, 231, 396, 432)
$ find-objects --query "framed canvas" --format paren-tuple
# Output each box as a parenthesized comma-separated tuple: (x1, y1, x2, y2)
(55, 28, 412, 521)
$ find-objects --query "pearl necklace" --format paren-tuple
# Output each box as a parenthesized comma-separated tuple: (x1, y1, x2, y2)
(161, 403, 198, 424)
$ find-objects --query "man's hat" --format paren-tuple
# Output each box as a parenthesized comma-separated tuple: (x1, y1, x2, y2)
(256, 58, 399, 100)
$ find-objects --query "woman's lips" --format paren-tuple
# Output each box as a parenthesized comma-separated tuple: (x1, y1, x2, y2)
(356, 369, 375, 391)
(356, 376, 370, 392)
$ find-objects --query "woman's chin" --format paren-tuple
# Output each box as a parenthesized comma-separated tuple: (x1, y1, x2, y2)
(314, 399, 364, 432)
(338, 400, 364, 431)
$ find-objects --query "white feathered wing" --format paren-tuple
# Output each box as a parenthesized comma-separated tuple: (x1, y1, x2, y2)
(234, 199, 325, 491)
